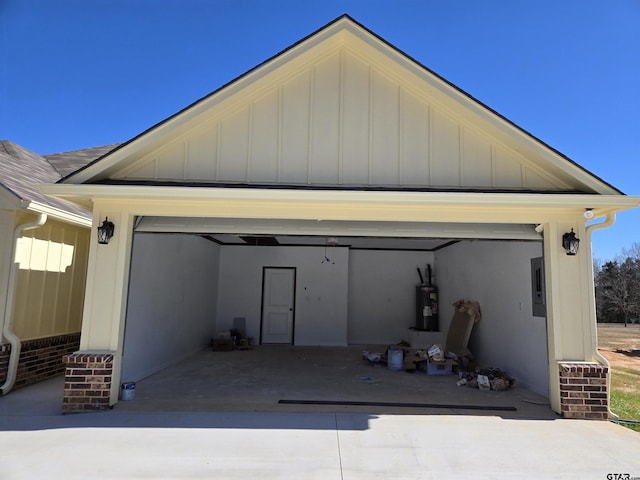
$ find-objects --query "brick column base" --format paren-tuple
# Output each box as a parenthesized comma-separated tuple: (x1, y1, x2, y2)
(558, 362, 609, 420)
(62, 352, 114, 413)
(0, 344, 10, 384)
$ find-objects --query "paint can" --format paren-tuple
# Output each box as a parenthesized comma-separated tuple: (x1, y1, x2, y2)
(387, 349, 403, 371)
(121, 382, 136, 401)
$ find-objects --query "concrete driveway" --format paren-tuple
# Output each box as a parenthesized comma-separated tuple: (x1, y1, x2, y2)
(1, 376, 639, 479)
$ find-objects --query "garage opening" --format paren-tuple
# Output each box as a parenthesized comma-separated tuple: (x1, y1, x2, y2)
(120, 216, 550, 410)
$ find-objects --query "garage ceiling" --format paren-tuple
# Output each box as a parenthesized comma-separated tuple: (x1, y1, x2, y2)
(135, 216, 541, 251)
(205, 234, 454, 251)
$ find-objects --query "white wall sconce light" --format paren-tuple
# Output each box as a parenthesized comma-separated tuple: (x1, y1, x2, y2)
(97, 217, 115, 245)
(562, 228, 580, 256)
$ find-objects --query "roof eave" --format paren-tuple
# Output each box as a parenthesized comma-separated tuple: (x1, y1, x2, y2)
(41, 184, 640, 218)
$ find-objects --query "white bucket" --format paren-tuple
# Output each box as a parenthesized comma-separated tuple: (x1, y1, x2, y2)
(387, 349, 403, 371)
(121, 382, 136, 401)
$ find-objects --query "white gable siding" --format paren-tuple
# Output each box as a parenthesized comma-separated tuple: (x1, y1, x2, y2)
(400, 90, 430, 184)
(250, 92, 279, 182)
(341, 52, 370, 184)
(219, 107, 250, 181)
(462, 128, 492, 186)
(115, 49, 573, 191)
(186, 128, 217, 180)
(310, 54, 341, 182)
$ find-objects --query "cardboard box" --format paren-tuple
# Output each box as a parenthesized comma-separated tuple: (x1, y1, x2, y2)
(426, 359, 456, 375)
(212, 338, 234, 351)
(477, 374, 491, 390)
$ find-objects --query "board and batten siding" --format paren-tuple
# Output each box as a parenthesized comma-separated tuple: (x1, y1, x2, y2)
(116, 50, 565, 191)
(12, 218, 89, 341)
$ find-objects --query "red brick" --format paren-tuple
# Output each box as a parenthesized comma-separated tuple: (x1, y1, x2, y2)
(588, 378, 606, 385)
(90, 383, 110, 390)
(568, 391, 589, 399)
(584, 385, 604, 392)
(590, 406, 608, 412)
(85, 390, 104, 397)
(568, 378, 589, 385)
(584, 412, 608, 420)
(560, 385, 583, 392)
(568, 404, 589, 412)
(68, 383, 91, 389)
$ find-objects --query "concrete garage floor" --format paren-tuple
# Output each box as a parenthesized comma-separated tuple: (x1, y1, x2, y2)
(3, 348, 640, 479)
(116, 345, 556, 419)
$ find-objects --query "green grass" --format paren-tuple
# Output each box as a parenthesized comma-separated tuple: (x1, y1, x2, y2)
(609, 368, 640, 432)
(610, 390, 640, 420)
(597, 324, 640, 432)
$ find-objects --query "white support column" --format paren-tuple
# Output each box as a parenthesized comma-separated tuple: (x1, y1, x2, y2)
(77, 206, 134, 405)
(543, 220, 594, 414)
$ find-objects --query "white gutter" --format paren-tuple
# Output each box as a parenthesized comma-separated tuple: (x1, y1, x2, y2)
(26, 201, 91, 228)
(0, 213, 47, 396)
(585, 213, 618, 420)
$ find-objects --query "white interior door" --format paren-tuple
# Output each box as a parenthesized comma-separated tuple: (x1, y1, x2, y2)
(261, 268, 295, 344)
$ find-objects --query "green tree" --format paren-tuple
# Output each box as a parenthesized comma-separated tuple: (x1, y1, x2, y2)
(594, 250, 640, 325)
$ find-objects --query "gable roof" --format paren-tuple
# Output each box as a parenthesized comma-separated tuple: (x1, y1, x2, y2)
(59, 15, 622, 196)
(1, 140, 66, 205)
(0, 140, 115, 223)
(45, 144, 120, 177)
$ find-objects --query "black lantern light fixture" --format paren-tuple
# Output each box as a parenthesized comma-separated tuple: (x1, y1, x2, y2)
(97, 217, 115, 245)
(562, 228, 580, 256)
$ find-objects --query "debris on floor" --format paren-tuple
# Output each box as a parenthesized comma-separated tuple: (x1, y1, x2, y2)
(363, 343, 414, 369)
(211, 331, 254, 351)
(458, 368, 515, 391)
(361, 337, 516, 390)
(211, 336, 234, 352)
(357, 376, 377, 383)
(406, 344, 460, 375)
(362, 350, 385, 367)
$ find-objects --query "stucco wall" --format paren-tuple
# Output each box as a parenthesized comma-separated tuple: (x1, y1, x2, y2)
(216, 245, 349, 346)
(121, 234, 220, 382)
(436, 240, 548, 396)
(348, 250, 435, 344)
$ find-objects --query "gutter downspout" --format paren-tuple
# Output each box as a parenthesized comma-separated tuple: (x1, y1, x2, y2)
(585, 213, 618, 420)
(0, 213, 47, 396)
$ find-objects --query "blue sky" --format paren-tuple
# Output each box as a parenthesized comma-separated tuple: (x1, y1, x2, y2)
(1, 1, 638, 260)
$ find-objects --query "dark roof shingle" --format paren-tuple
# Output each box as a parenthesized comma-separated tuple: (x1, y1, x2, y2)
(44, 144, 119, 177)
(0, 140, 119, 220)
